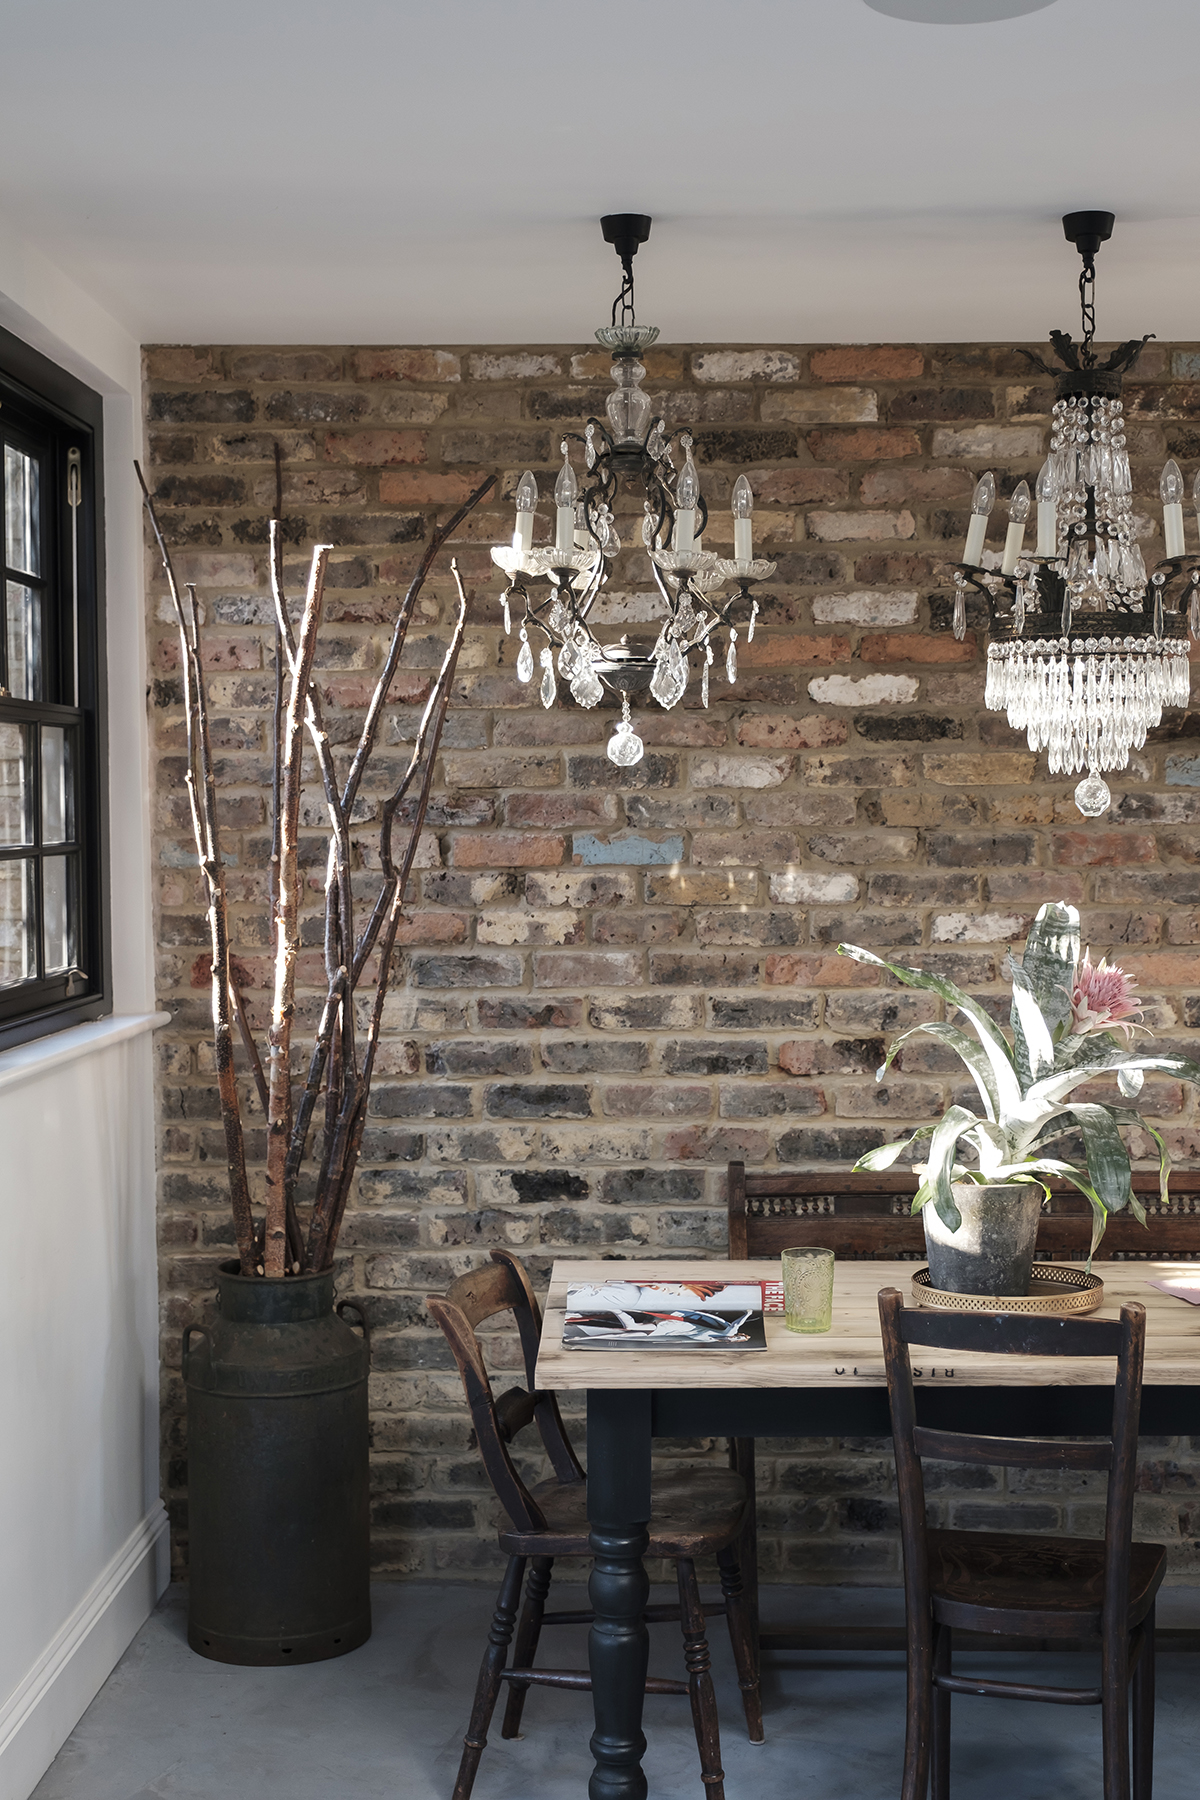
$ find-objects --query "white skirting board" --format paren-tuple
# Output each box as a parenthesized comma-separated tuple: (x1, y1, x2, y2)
(0, 1504, 170, 1800)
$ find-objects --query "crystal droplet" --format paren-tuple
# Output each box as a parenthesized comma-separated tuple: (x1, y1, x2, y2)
(1074, 772, 1112, 817)
(1189, 586, 1200, 640)
(701, 658, 709, 708)
(516, 630, 534, 683)
(748, 599, 758, 642)
(606, 694, 645, 767)
(726, 630, 738, 685)
(952, 586, 966, 642)
(570, 657, 604, 709)
(539, 646, 556, 709)
(558, 636, 580, 679)
(501, 592, 512, 635)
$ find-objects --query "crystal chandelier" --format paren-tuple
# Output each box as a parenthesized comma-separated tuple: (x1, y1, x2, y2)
(491, 215, 775, 766)
(951, 211, 1199, 818)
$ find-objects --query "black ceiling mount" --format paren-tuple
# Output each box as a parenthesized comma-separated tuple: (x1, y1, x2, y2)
(1062, 210, 1115, 262)
(601, 214, 652, 264)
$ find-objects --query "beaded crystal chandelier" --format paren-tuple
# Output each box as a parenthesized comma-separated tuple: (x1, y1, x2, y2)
(951, 212, 1199, 818)
(491, 215, 775, 766)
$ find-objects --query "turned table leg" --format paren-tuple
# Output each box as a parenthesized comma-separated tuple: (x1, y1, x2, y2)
(587, 1389, 653, 1800)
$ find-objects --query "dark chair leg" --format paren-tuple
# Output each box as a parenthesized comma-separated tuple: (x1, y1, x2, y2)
(931, 1622, 951, 1800)
(1133, 1607, 1155, 1800)
(902, 1610, 933, 1800)
(1101, 1629, 1132, 1800)
(717, 1542, 764, 1744)
(501, 1556, 554, 1739)
(676, 1556, 726, 1799)
(730, 1436, 760, 1666)
(452, 1555, 526, 1800)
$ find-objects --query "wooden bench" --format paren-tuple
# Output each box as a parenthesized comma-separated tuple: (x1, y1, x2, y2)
(728, 1165, 1200, 1264)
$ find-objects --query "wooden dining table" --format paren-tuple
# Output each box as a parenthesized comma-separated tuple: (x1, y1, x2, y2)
(534, 1256, 1200, 1800)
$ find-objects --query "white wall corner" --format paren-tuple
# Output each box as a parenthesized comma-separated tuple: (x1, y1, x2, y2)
(0, 1505, 169, 1800)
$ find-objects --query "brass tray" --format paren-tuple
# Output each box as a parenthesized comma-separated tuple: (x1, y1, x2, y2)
(912, 1264, 1104, 1316)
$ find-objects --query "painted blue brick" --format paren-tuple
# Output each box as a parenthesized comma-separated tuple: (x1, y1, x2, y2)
(1166, 756, 1200, 788)
(572, 832, 684, 867)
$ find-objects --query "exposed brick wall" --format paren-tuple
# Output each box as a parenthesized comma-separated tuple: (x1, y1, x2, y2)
(146, 341, 1200, 1584)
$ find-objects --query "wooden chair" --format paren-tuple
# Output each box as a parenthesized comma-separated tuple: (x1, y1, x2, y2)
(878, 1289, 1162, 1800)
(427, 1248, 763, 1800)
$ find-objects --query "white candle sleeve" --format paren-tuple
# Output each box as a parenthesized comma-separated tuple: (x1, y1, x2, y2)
(963, 512, 988, 567)
(1036, 501, 1057, 558)
(674, 508, 696, 554)
(555, 505, 574, 557)
(513, 512, 534, 555)
(1165, 502, 1186, 559)
(1000, 521, 1026, 577)
(734, 518, 753, 562)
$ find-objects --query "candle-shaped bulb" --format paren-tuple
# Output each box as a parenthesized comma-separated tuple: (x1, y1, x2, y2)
(554, 443, 578, 509)
(1008, 479, 1031, 524)
(515, 470, 538, 513)
(971, 471, 996, 516)
(732, 475, 754, 520)
(512, 468, 538, 555)
(732, 474, 754, 561)
(1035, 458, 1054, 503)
(677, 443, 700, 511)
(1000, 478, 1031, 577)
(1161, 460, 1185, 506)
(554, 442, 577, 557)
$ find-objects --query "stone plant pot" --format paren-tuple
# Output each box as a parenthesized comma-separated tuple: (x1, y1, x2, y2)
(922, 1181, 1044, 1297)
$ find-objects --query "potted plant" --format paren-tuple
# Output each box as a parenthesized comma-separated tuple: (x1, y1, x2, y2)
(139, 461, 494, 1663)
(838, 902, 1200, 1297)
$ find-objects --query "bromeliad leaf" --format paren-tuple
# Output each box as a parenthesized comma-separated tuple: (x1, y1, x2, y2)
(1010, 963, 1055, 1091)
(837, 944, 1021, 1115)
(918, 1105, 985, 1232)
(1024, 1052, 1200, 1115)
(876, 1020, 1001, 1121)
(1061, 1103, 1133, 1214)
(853, 1123, 936, 1173)
(1014, 900, 1078, 1039)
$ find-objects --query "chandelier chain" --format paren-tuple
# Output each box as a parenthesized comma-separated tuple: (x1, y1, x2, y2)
(1079, 258, 1097, 368)
(611, 255, 636, 329)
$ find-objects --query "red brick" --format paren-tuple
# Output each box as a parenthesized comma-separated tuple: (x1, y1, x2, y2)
(351, 348, 461, 382)
(765, 954, 879, 988)
(379, 471, 482, 504)
(319, 672, 432, 708)
(860, 633, 977, 665)
(739, 635, 851, 668)
(807, 428, 921, 463)
(810, 347, 925, 382)
(1120, 952, 1200, 986)
(1051, 833, 1158, 867)
(324, 430, 427, 465)
(662, 1125, 771, 1162)
(735, 713, 848, 750)
(749, 469, 848, 505)
(449, 833, 565, 869)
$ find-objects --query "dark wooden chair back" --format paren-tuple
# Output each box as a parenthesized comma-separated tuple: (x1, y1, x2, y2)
(728, 1161, 1200, 1262)
(878, 1290, 1146, 1637)
(428, 1250, 584, 1536)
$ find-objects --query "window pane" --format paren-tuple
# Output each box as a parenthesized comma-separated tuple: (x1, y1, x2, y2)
(0, 858, 33, 984)
(40, 726, 72, 843)
(42, 854, 76, 972)
(0, 723, 29, 845)
(5, 581, 41, 700)
(4, 444, 41, 576)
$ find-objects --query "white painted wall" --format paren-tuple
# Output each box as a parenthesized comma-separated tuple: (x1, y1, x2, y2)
(0, 212, 166, 1800)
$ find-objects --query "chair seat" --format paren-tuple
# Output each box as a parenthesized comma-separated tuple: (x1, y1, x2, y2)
(927, 1528, 1167, 1640)
(499, 1467, 748, 1558)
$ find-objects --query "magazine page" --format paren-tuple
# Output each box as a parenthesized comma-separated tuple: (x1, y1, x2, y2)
(563, 1278, 768, 1351)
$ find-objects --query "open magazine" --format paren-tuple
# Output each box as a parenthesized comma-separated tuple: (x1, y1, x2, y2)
(562, 1279, 768, 1351)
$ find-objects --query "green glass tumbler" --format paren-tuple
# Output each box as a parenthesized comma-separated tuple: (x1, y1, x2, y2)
(781, 1246, 835, 1333)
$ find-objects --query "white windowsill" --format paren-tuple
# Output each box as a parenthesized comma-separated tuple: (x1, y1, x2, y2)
(0, 1010, 171, 1097)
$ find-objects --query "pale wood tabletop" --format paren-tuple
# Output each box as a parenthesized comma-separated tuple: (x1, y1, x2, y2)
(535, 1258, 1200, 1391)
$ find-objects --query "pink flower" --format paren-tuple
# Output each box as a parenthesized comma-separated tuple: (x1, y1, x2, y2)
(1070, 949, 1143, 1039)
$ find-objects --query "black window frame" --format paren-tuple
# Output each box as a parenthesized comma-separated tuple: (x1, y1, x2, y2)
(0, 321, 109, 1050)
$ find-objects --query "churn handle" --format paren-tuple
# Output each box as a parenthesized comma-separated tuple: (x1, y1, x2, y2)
(182, 1323, 212, 1381)
(336, 1299, 371, 1360)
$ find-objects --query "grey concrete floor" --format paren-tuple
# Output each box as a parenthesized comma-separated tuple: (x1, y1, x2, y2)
(31, 1583, 1200, 1800)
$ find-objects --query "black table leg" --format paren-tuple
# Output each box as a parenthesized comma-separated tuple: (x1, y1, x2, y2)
(587, 1389, 653, 1800)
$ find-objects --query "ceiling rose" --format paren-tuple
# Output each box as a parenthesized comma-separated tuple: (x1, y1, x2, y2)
(864, 0, 1059, 20)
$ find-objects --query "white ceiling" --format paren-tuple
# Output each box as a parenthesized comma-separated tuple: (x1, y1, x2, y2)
(2, 0, 1198, 347)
